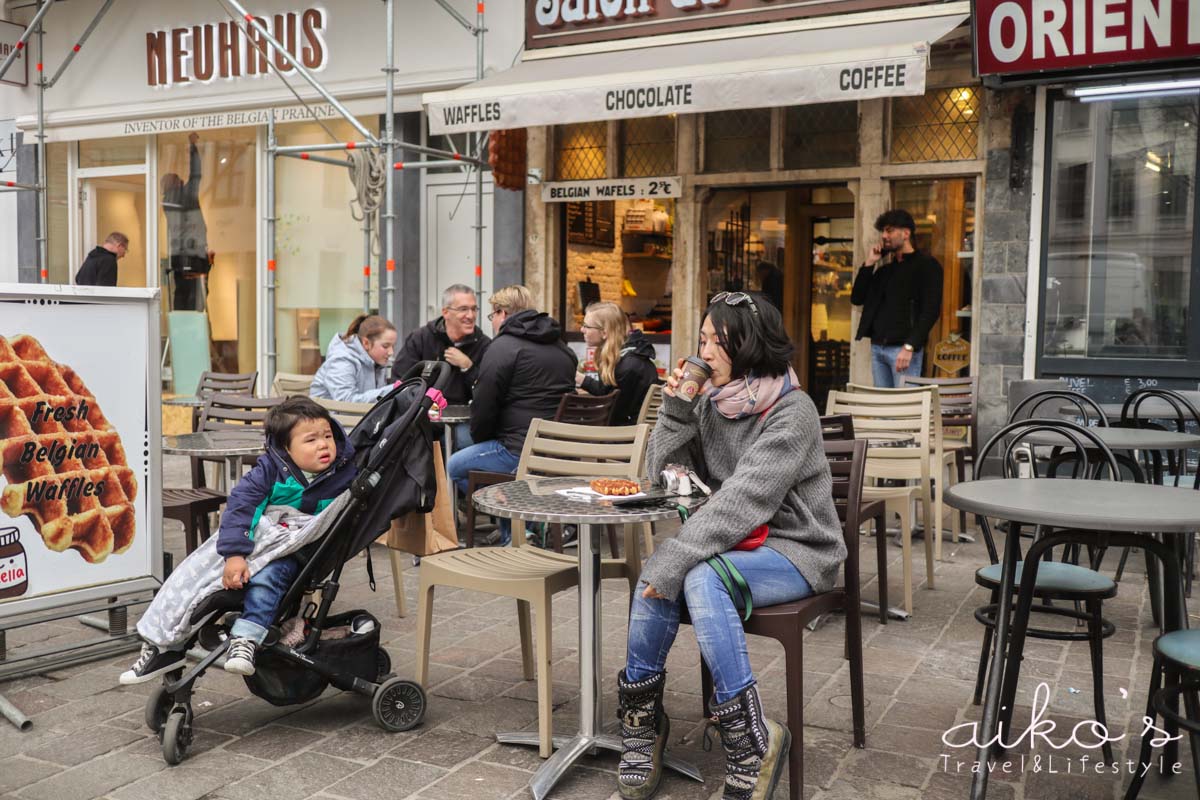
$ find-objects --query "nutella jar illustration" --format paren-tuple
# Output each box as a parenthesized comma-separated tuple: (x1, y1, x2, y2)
(0, 527, 28, 599)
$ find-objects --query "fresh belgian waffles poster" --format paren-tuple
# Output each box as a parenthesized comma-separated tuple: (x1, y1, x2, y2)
(0, 297, 152, 604)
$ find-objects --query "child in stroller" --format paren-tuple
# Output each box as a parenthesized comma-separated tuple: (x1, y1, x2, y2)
(123, 366, 449, 764)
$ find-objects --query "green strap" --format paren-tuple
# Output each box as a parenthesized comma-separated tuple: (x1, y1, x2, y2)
(706, 553, 753, 622)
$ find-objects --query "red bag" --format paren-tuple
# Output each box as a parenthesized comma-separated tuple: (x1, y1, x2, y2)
(733, 524, 769, 551)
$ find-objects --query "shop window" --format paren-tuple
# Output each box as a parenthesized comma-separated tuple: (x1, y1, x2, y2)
(703, 109, 770, 173)
(275, 117, 382, 375)
(891, 178, 976, 376)
(1041, 94, 1197, 363)
(890, 86, 980, 163)
(783, 102, 859, 169)
(78, 136, 145, 169)
(158, 127, 258, 377)
(555, 122, 607, 180)
(619, 116, 676, 178)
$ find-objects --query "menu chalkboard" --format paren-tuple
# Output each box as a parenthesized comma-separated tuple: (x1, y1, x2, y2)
(566, 201, 615, 248)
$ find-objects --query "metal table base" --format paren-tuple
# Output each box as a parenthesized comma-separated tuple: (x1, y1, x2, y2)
(493, 522, 702, 799)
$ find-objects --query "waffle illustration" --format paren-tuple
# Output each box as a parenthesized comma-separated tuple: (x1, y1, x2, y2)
(0, 334, 137, 563)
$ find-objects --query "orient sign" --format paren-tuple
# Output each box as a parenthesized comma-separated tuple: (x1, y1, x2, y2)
(526, 0, 920, 49)
(975, 0, 1200, 76)
(146, 8, 327, 87)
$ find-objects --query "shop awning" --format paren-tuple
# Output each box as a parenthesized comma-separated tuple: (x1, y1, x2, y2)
(424, 8, 967, 135)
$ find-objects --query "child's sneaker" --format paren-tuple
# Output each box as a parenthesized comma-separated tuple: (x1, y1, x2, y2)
(223, 637, 257, 676)
(119, 643, 185, 685)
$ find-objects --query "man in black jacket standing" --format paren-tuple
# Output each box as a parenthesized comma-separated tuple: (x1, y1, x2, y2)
(448, 284, 577, 545)
(851, 209, 943, 387)
(75, 232, 128, 286)
(392, 284, 491, 447)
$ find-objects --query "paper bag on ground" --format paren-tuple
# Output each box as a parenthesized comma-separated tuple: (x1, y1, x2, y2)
(386, 442, 458, 556)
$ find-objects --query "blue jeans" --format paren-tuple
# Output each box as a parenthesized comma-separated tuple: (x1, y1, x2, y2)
(448, 439, 521, 544)
(626, 547, 813, 703)
(870, 343, 924, 388)
(230, 556, 299, 644)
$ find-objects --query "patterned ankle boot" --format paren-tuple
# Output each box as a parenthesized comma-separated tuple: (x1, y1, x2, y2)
(708, 684, 790, 800)
(616, 669, 669, 799)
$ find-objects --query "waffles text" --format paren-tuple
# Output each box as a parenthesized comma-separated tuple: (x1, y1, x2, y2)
(24, 476, 107, 504)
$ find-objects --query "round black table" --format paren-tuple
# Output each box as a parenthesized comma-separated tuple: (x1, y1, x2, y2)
(945, 479, 1200, 800)
(1021, 427, 1200, 452)
(438, 404, 470, 515)
(473, 476, 706, 800)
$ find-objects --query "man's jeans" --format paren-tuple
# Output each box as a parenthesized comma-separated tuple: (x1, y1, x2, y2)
(230, 556, 300, 644)
(448, 439, 521, 544)
(870, 343, 924, 388)
(625, 547, 813, 703)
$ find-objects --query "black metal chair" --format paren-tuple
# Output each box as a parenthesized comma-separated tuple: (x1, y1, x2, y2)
(971, 418, 1123, 764)
(1125, 628, 1200, 799)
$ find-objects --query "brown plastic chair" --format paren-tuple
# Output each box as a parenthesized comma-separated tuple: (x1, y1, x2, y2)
(554, 390, 620, 425)
(682, 439, 868, 800)
(162, 487, 226, 554)
(270, 371, 314, 397)
(196, 371, 258, 397)
(636, 383, 664, 426)
(821, 414, 890, 624)
(191, 394, 284, 490)
(416, 420, 651, 758)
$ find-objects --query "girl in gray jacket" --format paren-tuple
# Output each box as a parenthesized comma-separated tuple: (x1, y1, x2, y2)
(310, 314, 397, 404)
(616, 292, 844, 800)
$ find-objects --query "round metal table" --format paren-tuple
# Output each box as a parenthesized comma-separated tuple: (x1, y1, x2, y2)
(945, 479, 1200, 800)
(438, 405, 471, 517)
(1021, 426, 1200, 452)
(473, 476, 707, 800)
(1060, 391, 1200, 422)
(162, 431, 265, 491)
(162, 395, 205, 407)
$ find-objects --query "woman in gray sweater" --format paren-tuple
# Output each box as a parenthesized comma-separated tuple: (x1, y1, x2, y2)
(616, 292, 844, 800)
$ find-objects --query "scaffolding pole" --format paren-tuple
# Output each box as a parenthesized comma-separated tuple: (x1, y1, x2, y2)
(277, 151, 351, 169)
(383, 0, 396, 319)
(362, 196, 373, 314)
(0, 181, 40, 191)
(36, 6, 47, 283)
(473, 2, 485, 301)
(46, 0, 114, 87)
(223, 0, 380, 147)
(265, 114, 277, 385)
(0, 0, 55, 82)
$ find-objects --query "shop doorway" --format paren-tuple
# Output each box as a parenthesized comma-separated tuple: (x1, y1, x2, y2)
(422, 172, 495, 334)
(702, 184, 855, 407)
(78, 173, 150, 287)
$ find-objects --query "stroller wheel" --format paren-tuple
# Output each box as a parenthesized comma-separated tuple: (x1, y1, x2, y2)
(161, 709, 193, 765)
(372, 677, 426, 732)
(376, 648, 392, 681)
(145, 684, 173, 733)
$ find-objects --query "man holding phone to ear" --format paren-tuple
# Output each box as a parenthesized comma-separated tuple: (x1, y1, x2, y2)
(851, 209, 944, 387)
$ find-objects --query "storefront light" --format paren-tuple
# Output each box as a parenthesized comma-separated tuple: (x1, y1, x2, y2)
(1068, 78, 1200, 103)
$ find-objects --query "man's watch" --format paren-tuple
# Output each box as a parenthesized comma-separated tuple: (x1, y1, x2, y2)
(902, 344, 915, 352)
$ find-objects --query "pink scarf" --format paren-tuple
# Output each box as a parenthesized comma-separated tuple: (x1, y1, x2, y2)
(706, 367, 800, 419)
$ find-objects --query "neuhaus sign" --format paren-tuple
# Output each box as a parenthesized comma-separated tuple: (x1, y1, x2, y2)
(975, 0, 1200, 76)
(146, 7, 327, 87)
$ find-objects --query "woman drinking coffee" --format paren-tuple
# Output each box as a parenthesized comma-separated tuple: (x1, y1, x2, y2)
(615, 292, 844, 800)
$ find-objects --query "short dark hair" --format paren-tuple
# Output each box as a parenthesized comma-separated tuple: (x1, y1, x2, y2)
(874, 209, 916, 236)
(701, 293, 795, 379)
(265, 396, 336, 451)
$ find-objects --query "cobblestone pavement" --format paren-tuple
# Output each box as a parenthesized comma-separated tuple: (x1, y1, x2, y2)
(0, 454, 1196, 800)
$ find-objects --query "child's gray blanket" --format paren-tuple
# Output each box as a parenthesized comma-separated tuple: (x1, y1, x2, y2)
(137, 493, 350, 648)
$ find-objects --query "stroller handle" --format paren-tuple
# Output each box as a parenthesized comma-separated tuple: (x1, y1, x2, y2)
(400, 360, 453, 393)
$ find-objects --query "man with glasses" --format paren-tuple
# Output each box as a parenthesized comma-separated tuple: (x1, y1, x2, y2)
(851, 209, 944, 387)
(74, 231, 128, 287)
(392, 284, 492, 444)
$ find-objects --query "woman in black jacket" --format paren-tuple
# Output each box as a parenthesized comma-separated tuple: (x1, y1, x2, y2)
(575, 302, 659, 426)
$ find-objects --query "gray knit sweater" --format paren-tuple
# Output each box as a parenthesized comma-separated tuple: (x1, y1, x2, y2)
(640, 388, 846, 601)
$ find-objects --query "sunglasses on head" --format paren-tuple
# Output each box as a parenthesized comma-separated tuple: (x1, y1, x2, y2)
(709, 291, 759, 316)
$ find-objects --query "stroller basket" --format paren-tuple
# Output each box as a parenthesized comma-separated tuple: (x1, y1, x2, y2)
(247, 610, 384, 706)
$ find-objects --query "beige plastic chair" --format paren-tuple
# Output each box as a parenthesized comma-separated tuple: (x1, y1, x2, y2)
(636, 383, 664, 427)
(312, 396, 373, 431)
(415, 419, 651, 757)
(826, 389, 935, 614)
(271, 371, 314, 397)
(846, 382, 963, 561)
